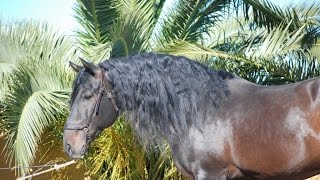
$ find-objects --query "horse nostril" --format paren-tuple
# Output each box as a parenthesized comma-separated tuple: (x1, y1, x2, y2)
(80, 145, 86, 155)
(66, 143, 73, 155)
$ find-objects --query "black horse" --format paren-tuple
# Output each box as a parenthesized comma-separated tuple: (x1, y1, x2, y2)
(64, 53, 320, 179)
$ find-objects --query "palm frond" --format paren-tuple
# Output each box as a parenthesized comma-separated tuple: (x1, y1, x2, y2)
(85, 118, 184, 180)
(157, 39, 229, 60)
(207, 14, 257, 51)
(75, 0, 158, 58)
(310, 43, 320, 60)
(74, 0, 117, 44)
(0, 19, 77, 176)
(157, 39, 259, 68)
(155, 0, 230, 46)
(233, 0, 298, 31)
(154, 0, 167, 21)
(245, 21, 306, 58)
(85, 118, 145, 179)
(109, 0, 157, 57)
(289, 0, 320, 21)
(74, 0, 118, 59)
(3, 67, 70, 175)
(207, 1, 320, 54)
(1, 65, 70, 175)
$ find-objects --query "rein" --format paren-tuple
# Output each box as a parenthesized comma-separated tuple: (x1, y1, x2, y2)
(64, 68, 118, 132)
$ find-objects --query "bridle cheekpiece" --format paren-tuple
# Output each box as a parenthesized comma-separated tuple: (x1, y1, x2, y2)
(64, 68, 118, 133)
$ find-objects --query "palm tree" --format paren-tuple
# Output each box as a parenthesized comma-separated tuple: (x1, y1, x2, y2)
(72, 0, 319, 178)
(0, 19, 78, 176)
(74, 0, 320, 76)
(209, 1, 320, 84)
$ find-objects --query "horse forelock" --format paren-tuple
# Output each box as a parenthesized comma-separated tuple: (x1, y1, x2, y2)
(99, 53, 232, 145)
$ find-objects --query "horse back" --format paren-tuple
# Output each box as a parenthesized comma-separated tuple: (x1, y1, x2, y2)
(214, 77, 320, 178)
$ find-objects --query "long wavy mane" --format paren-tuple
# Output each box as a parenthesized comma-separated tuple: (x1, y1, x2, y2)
(99, 53, 233, 144)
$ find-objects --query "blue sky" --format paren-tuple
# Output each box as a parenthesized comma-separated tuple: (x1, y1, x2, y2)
(0, 0, 77, 34)
(0, 0, 303, 35)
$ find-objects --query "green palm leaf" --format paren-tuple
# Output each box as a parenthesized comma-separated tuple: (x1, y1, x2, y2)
(107, 0, 157, 57)
(75, 0, 158, 59)
(243, 2, 320, 60)
(110, 13, 150, 56)
(155, 0, 230, 46)
(0, 19, 77, 176)
(246, 21, 305, 58)
(234, 0, 298, 30)
(157, 39, 229, 60)
(74, 0, 117, 44)
(1, 65, 71, 176)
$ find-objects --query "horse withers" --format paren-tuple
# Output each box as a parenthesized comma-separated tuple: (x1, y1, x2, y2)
(63, 53, 320, 179)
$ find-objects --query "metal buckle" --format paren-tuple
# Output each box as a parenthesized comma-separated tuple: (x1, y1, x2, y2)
(106, 92, 113, 98)
(83, 126, 89, 133)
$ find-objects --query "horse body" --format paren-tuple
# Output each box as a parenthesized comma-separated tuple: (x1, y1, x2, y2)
(175, 77, 320, 179)
(64, 53, 320, 179)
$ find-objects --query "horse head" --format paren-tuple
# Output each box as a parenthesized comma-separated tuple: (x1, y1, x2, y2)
(63, 58, 118, 159)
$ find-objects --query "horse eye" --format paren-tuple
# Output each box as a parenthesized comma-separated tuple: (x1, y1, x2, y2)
(83, 91, 93, 99)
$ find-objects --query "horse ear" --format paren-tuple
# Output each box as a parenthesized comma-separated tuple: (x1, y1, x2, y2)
(79, 57, 99, 74)
(69, 61, 83, 72)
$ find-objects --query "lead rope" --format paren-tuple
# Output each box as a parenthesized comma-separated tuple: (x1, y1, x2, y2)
(16, 160, 76, 180)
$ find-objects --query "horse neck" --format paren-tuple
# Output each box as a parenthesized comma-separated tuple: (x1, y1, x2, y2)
(104, 55, 230, 144)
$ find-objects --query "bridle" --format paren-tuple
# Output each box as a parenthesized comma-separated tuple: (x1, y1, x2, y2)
(64, 68, 119, 134)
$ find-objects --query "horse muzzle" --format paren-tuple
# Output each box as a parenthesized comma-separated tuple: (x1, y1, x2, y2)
(63, 129, 88, 159)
